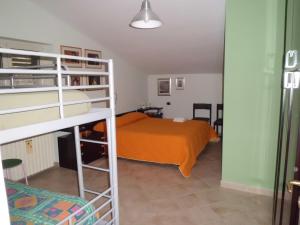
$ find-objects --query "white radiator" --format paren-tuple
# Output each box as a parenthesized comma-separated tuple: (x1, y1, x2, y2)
(1, 133, 56, 181)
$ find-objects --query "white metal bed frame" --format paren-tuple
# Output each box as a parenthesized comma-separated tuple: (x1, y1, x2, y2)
(0, 48, 119, 225)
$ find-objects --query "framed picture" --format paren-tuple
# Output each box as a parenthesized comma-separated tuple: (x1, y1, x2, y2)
(84, 49, 102, 69)
(71, 76, 80, 86)
(176, 77, 185, 90)
(158, 78, 171, 96)
(88, 76, 100, 85)
(60, 45, 82, 68)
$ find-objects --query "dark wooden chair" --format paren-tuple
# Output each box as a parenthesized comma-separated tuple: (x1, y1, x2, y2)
(193, 103, 212, 125)
(213, 104, 223, 136)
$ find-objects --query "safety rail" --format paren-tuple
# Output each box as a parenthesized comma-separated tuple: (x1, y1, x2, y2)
(0, 48, 110, 119)
(57, 187, 113, 225)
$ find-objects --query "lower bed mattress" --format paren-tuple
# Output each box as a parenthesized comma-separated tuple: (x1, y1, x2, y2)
(6, 180, 97, 225)
(0, 90, 91, 130)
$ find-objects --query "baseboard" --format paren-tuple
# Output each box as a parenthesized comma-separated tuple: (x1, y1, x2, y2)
(221, 180, 273, 196)
(17, 164, 58, 183)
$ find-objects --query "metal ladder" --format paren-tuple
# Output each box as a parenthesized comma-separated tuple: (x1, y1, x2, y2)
(74, 118, 119, 225)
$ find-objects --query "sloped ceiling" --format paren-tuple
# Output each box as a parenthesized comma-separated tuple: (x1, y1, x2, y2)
(30, 0, 225, 74)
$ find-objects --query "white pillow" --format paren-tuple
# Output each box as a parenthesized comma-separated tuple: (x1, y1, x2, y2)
(173, 117, 186, 122)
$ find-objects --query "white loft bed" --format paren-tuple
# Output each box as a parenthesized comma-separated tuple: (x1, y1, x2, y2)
(0, 48, 119, 225)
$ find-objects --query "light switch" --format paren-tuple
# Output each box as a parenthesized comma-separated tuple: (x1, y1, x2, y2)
(25, 139, 33, 153)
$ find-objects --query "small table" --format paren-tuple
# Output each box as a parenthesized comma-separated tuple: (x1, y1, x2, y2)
(137, 107, 163, 118)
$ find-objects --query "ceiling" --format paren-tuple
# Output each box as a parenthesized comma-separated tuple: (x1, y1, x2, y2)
(30, 0, 225, 74)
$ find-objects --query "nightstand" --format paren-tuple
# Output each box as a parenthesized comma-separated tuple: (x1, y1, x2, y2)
(57, 123, 104, 171)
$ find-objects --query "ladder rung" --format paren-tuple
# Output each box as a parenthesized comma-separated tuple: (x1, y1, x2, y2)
(80, 138, 108, 145)
(84, 188, 111, 199)
(82, 164, 110, 172)
(93, 202, 114, 225)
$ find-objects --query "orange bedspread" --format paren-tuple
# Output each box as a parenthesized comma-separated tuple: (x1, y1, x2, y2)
(116, 117, 217, 177)
(93, 112, 218, 177)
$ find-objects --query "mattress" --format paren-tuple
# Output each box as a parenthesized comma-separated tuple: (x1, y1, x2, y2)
(0, 90, 91, 130)
(6, 180, 96, 225)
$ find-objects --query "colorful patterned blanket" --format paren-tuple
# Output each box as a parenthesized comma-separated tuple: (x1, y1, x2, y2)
(5, 180, 97, 225)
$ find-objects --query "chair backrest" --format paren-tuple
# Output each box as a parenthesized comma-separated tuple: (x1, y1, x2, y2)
(216, 104, 223, 120)
(193, 103, 212, 124)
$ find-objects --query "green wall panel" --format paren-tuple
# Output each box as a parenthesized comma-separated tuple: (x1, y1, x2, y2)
(222, 0, 286, 189)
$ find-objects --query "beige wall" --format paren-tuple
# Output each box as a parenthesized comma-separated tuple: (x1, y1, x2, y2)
(147, 74, 223, 122)
(0, 0, 147, 113)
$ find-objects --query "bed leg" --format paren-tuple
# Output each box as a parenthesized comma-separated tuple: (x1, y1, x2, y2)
(106, 118, 120, 225)
(21, 163, 28, 185)
(74, 126, 85, 199)
(0, 146, 11, 224)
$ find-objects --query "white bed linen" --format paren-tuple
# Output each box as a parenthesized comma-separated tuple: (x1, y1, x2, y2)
(0, 90, 91, 130)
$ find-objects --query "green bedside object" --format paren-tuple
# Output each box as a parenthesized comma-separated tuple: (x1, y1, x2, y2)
(2, 158, 28, 185)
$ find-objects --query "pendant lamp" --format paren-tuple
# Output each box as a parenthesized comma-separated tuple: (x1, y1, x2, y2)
(130, 0, 162, 29)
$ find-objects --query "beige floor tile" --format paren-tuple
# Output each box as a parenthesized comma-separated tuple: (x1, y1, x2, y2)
(28, 141, 272, 225)
(184, 205, 223, 224)
(149, 213, 197, 225)
(176, 193, 210, 208)
(221, 211, 261, 225)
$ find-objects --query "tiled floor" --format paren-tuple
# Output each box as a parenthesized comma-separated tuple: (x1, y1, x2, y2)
(29, 142, 272, 225)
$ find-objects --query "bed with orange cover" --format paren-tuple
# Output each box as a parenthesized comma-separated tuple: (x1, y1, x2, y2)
(94, 112, 218, 177)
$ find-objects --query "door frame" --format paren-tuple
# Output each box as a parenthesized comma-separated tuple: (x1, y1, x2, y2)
(290, 125, 300, 225)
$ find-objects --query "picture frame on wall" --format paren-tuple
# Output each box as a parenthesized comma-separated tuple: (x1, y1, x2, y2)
(158, 78, 171, 96)
(60, 45, 82, 68)
(71, 76, 80, 86)
(88, 76, 100, 85)
(84, 49, 102, 69)
(175, 77, 185, 90)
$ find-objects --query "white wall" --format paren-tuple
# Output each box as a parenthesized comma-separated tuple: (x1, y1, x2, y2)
(0, 0, 148, 171)
(147, 74, 223, 122)
(0, 0, 147, 113)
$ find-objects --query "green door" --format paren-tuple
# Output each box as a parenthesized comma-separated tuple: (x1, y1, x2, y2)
(272, 0, 300, 224)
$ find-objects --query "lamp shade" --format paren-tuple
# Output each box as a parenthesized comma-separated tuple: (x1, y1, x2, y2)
(130, 0, 162, 29)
